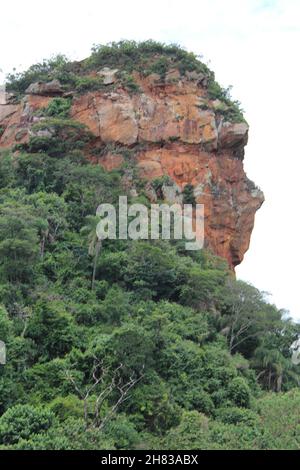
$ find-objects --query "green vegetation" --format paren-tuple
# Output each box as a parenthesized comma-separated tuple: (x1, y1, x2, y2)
(182, 183, 196, 205)
(207, 82, 246, 123)
(5, 40, 244, 122)
(0, 41, 299, 449)
(6, 55, 70, 96)
(0, 141, 299, 450)
(43, 97, 72, 119)
(74, 76, 105, 93)
(87, 40, 212, 78)
(14, 118, 93, 158)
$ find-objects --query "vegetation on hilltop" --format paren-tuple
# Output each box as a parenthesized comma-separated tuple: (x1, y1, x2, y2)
(6, 40, 245, 123)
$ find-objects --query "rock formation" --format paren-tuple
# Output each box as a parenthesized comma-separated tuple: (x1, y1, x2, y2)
(0, 49, 264, 268)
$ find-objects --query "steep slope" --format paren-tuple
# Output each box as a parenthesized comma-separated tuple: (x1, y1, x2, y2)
(1, 42, 300, 453)
(0, 41, 264, 268)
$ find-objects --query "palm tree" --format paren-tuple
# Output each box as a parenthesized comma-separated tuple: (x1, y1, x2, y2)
(253, 346, 298, 392)
(81, 216, 102, 290)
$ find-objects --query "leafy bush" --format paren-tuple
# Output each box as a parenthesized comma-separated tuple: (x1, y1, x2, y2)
(216, 407, 259, 426)
(182, 183, 196, 205)
(75, 76, 104, 93)
(6, 55, 69, 95)
(0, 405, 55, 445)
(44, 98, 72, 118)
(227, 377, 252, 408)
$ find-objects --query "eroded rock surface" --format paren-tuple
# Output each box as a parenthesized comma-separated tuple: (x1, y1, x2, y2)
(0, 69, 264, 268)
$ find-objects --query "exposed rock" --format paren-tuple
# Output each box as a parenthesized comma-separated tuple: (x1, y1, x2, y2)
(211, 99, 228, 112)
(30, 127, 54, 139)
(144, 182, 158, 203)
(94, 152, 124, 171)
(0, 68, 263, 269)
(0, 104, 19, 121)
(25, 79, 63, 96)
(165, 69, 181, 83)
(15, 129, 28, 141)
(0, 86, 5, 105)
(218, 121, 249, 149)
(97, 67, 119, 85)
(186, 70, 208, 87)
(97, 97, 138, 145)
(135, 146, 264, 267)
(162, 183, 183, 204)
(130, 188, 138, 198)
(145, 73, 162, 87)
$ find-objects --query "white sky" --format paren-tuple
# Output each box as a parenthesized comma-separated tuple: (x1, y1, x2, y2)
(1, 0, 299, 319)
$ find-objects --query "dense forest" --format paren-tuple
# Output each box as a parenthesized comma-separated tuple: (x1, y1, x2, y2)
(0, 42, 299, 450)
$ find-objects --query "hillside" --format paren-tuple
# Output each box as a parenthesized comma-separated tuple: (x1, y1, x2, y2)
(0, 41, 299, 450)
(0, 40, 264, 268)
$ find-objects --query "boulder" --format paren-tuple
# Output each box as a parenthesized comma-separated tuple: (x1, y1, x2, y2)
(97, 67, 119, 85)
(0, 104, 18, 121)
(25, 79, 63, 96)
(218, 121, 249, 149)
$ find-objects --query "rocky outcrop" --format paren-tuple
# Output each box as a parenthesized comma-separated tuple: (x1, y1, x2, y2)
(97, 67, 119, 85)
(25, 79, 63, 96)
(0, 68, 264, 268)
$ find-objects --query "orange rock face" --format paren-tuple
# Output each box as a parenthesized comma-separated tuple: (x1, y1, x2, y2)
(0, 72, 264, 268)
(136, 145, 263, 267)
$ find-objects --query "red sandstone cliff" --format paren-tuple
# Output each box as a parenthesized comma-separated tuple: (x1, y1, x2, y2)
(0, 67, 264, 268)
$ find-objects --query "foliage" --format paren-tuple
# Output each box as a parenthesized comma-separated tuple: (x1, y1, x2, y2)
(44, 98, 72, 118)
(0, 405, 55, 445)
(5, 40, 244, 122)
(182, 183, 196, 205)
(0, 42, 298, 450)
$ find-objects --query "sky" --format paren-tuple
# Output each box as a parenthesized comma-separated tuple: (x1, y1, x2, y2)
(1, 0, 299, 319)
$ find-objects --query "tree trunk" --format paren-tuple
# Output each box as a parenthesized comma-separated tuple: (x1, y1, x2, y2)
(268, 370, 272, 391)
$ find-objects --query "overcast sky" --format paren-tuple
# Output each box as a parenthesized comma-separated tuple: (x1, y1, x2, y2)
(1, 0, 299, 319)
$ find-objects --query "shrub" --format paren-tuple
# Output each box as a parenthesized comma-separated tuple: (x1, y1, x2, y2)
(105, 415, 140, 450)
(0, 404, 55, 444)
(148, 57, 169, 78)
(216, 407, 259, 426)
(6, 55, 69, 95)
(227, 377, 251, 408)
(44, 98, 72, 118)
(48, 395, 83, 421)
(120, 73, 140, 92)
(182, 183, 196, 205)
(185, 389, 215, 416)
(75, 76, 104, 93)
(161, 411, 210, 450)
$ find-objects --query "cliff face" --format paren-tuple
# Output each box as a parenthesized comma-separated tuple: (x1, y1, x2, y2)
(0, 63, 264, 268)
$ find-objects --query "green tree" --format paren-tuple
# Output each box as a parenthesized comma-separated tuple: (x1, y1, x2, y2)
(0, 203, 40, 284)
(26, 300, 75, 360)
(25, 192, 68, 258)
(0, 404, 55, 445)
